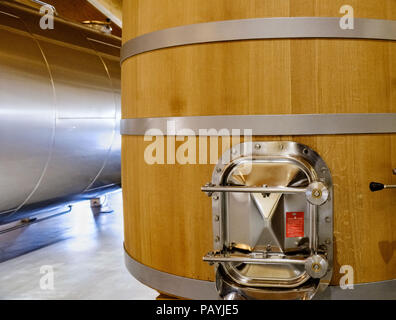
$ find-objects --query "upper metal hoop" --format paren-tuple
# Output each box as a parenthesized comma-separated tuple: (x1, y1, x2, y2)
(121, 17, 396, 63)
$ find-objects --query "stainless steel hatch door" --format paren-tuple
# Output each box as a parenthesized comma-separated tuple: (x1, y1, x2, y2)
(202, 142, 333, 300)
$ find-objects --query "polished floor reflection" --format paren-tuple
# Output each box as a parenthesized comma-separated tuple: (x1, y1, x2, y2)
(0, 191, 157, 300)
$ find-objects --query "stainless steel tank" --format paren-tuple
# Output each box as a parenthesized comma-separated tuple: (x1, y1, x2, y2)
(0, 0, 121, 224)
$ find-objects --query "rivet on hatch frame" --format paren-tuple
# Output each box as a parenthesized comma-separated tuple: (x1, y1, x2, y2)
(216, 167, 222, 173)
(215, 236, 220, 242)
(325, 239, 332, 245)
(255, 144, 261, 150)
(213, 195, 219, 201)
(214, 215, 220, 222)
(325, 217, 331, 223)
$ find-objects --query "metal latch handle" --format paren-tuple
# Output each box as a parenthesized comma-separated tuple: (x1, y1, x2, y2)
(204, 253, 306, 266)
(204, 252, 329, 279)
(202, 181, 329, 206)
(201, 185, 307, 195)
(370, 182, 396, 192)
(370, 169, 396, 192)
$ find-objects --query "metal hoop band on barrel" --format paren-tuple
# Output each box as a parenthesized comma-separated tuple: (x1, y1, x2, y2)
(121, 113, 396, 136)
(121, 17, 396, 63)
(124, 246, 219, 300)
(124, 248, 395, 300)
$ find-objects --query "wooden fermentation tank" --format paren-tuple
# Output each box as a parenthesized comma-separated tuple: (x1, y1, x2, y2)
(121, 1, 395, 299)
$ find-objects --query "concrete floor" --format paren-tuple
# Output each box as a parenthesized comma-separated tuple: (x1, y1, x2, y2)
(0, 191, 157, 300)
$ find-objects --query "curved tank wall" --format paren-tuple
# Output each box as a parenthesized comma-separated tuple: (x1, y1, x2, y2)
(0, 1, 121, 224)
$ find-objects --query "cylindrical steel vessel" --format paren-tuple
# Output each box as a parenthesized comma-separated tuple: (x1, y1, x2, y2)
(0, 1, 121, 224)
(122, 1, 395, 299)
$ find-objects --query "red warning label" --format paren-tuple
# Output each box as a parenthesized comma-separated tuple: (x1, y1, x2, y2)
(286, 212, 305, 238)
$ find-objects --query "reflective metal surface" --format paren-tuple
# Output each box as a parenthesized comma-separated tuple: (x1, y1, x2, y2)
(0, 1, 121, 224)
(124, 246, 221, 300)
(124, 247, 396, 300)
(203, 142, 333, 299)
(216, 265, 319, 300)
(121, 17, 396, 62)
(121, 113, 396, 136)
